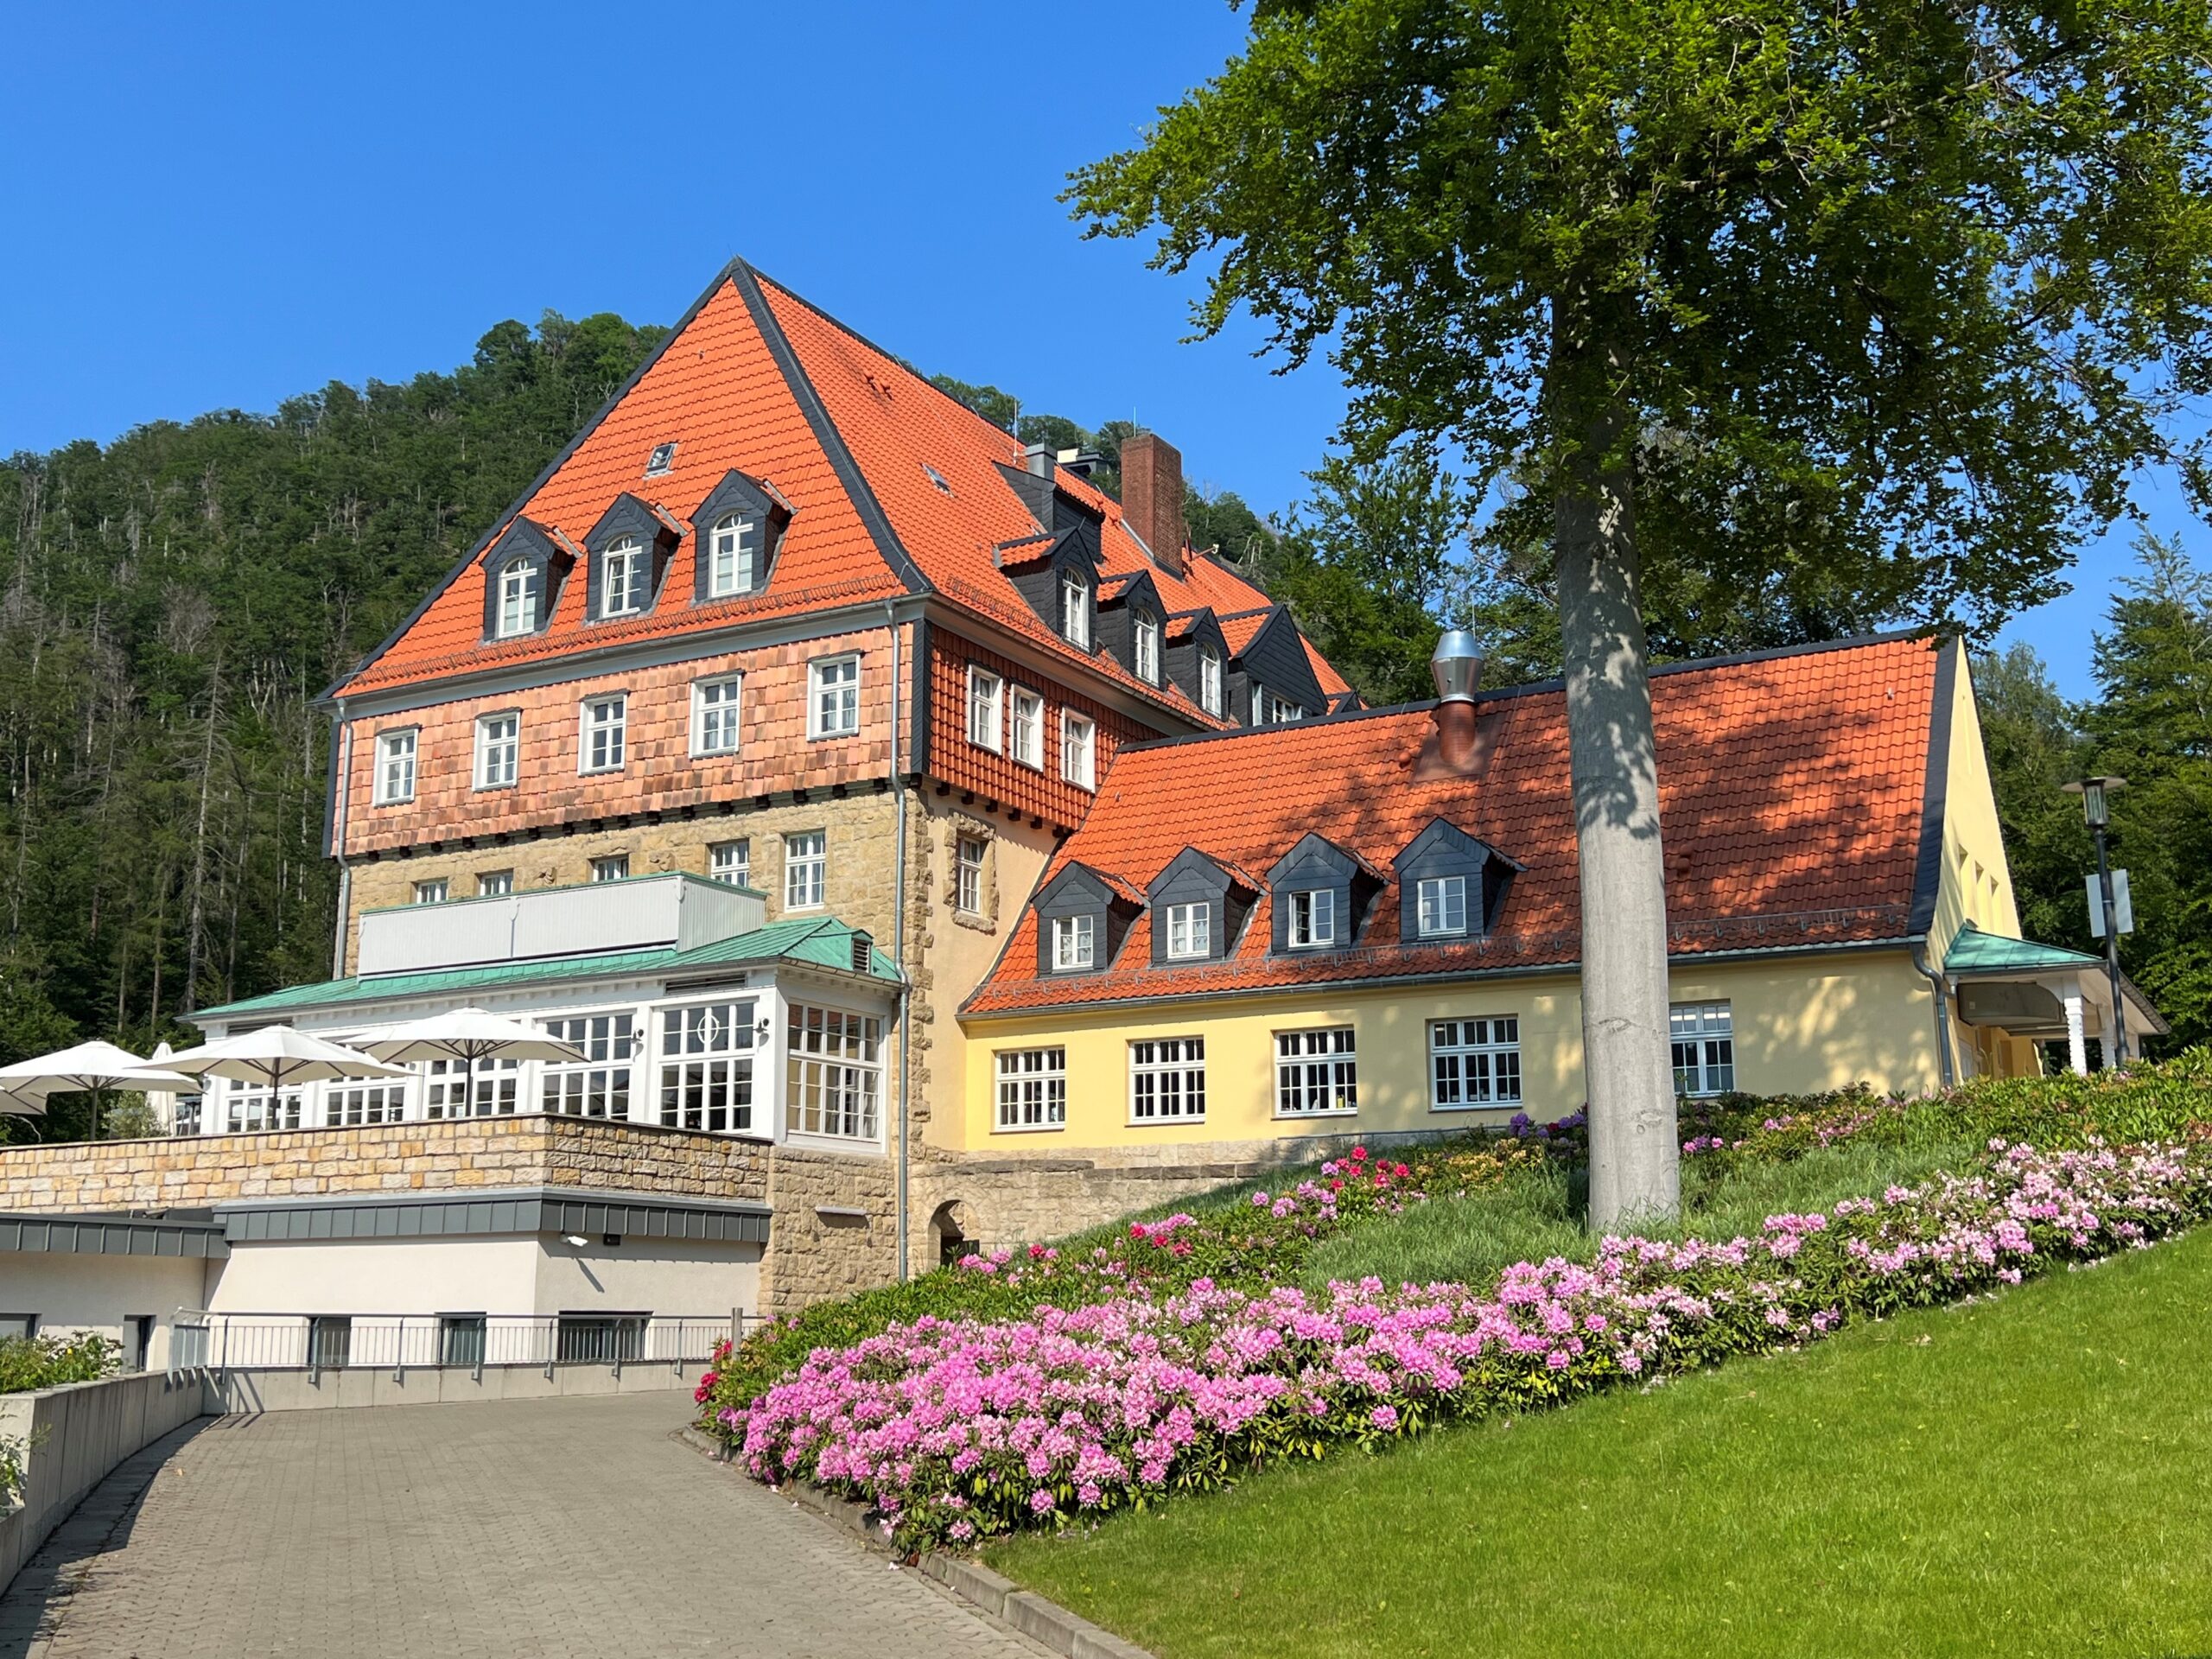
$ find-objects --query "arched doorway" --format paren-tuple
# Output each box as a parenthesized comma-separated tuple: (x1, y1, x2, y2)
(930, 1199, 976, 1268)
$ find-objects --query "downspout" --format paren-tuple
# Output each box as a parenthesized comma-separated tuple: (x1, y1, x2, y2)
(886, 602, 911, 1282)
(330, 702, 353, 982)
(1910, 938, 1956, 1090)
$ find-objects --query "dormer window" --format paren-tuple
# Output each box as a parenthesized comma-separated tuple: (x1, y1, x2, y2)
(1052, 914, 1095, 971)
(1289, 889, 1335, 948)
(1061, 572, 1090, 649)
(1134, 610, 1160, 683)
(1256, 684, 1301, 724)
(497, 563, 540, 637)
(1199, 644, 1224, 715)
(1416, 875, 1468, 938)
(1164, 902, 1211, 959)
(707, 514, 761, 596)
(601, 537, 646, 618)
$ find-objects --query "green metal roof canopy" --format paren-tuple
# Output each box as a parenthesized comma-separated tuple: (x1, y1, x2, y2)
(1943, 922, 2106, 976)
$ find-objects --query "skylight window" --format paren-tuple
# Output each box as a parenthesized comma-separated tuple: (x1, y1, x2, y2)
(645, 442, 677, 476)
(922, 462, 953, 494)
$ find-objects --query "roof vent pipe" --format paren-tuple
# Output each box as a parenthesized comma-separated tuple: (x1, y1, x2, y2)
(1021, 442, 1054, 480)
(1431, 629, 1484, 703)
(1414, 630, 1488, 781)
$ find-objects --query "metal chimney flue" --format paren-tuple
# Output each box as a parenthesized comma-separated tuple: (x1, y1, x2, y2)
(1414, 630, 1490, 781)
(1431, 629, 1484, 703)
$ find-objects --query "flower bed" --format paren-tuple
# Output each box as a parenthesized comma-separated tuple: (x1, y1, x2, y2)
(728, 1136, 2212, 1552)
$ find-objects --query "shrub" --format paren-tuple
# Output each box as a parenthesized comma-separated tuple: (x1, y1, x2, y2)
(0, 1332, 119, 1396)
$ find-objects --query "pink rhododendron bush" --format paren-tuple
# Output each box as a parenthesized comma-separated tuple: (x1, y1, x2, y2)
(729, 1139, 2212, 1551)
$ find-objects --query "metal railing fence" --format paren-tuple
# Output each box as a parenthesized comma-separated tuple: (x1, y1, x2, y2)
(168, 1311, 758, 1383)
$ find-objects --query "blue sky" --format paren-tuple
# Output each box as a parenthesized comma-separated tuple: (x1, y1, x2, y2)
(0, 0, 2195, 698)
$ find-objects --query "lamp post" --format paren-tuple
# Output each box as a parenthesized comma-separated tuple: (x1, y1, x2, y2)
(2063, 775, 2129, 1068)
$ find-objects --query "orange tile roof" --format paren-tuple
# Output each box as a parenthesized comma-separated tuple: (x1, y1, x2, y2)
(963, 635, 1945, 1015)
(335, 258, 1332, 728)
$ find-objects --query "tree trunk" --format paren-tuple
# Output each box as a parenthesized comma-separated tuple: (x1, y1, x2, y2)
(1549, 318, 1680, 1230)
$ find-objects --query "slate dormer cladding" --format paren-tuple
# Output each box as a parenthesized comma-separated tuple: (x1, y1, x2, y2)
(1032, 861, 1142, 975)
(1164, 609, 1230, 714)
(479, 517, 570, 641)
(689, 469, 791, 602)
(1096, 569, 1167, 686)
(1223, 606, 1329, 721)
(582, 493, 680, 620)
(1000, 526, 1103, 652)
(1267, 832, 1384, 955)
(1146, 848, 1258, 966)
(1392, 817, 1522, 940)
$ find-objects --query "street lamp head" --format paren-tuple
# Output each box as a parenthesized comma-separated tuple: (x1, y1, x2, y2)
(2063, 775, 2126, 830)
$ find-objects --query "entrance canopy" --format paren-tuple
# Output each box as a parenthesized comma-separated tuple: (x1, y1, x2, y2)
(1945, 923, 2169, 1074)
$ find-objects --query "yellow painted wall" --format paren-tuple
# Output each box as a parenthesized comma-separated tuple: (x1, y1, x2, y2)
(955, 950, 1946, 1152)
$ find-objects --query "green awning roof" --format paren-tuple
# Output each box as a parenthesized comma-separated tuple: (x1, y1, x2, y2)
(1944, 922, 2103, 976)
(194, 915, 901, 1022)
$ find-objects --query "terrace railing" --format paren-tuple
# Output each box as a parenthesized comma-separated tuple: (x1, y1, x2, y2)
(168, 1311, 757, 1384)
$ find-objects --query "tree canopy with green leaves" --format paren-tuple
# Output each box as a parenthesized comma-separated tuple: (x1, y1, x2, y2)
(1072, 0, 2212, 1225)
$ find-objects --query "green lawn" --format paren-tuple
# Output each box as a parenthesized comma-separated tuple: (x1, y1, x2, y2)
(989, 1224, 2212, 1659)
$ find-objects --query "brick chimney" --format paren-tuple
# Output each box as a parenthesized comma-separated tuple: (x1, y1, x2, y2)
(1121, 432, 1185, 576)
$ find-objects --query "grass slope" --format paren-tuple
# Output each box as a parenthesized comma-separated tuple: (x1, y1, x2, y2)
(989, 1224, 2212, 1659)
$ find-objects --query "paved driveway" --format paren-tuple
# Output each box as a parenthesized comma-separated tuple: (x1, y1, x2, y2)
(0, 1393, 1045, 1658)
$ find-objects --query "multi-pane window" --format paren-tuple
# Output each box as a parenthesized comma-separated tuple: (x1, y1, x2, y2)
(1165, 902, 1211, 959)
(1051, 913, 1095, 971)
(440, 1315, 486, 1370)
(1062, 711, 1096, 789)
(810, 655, 861, 738)
(1256, 686, 1301, 725)
(692, 675, 742, 755)
(1128, 1037, 1205, 1122)
(590, 854, 630, 883)
(709, 840, 750, 887)
(1671, 1002, 1737, 1096)
(1198, 645, 1224, 715)
(1010, 688, 1044, 767)
(1134, 610, 1160, 683)
(955, 835, 987, 916)
(477, 869, 514, 897)
(708, 513, 761, 596)
(328, 1083, 406, 1127)
(412, 879, 449, 906)
(1429, 1017, 1522, 1109)
(581, 695, 626, 772)
(658, 1001, 755, 1133)
(1276, 1027, 1357, 1116)
(226, 1090, 302, 1133)
(423, 1058, 518, 1118)
(1289, 889, 1335, 948)
(1060, 573, 1090, 647)
(374, 729, 417, 804)
(786, 1006, 882, 1141)
(785, 830, 826, 909)
(1416, 875, 1469, 938)
(474, 712, 519, 789)
(967, 666, 1003, 751)
(995, 1047, 1066, 1131)
(601, 536, 646, 617)
(496, 562, 540, 637)
(543, 1013, 635, 1120)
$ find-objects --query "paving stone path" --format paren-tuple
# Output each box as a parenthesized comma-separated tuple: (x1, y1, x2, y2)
(0, 1392, 1048, 1658)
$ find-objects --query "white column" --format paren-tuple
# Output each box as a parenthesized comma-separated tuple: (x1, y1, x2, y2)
(2063, 977, 2088, 1077)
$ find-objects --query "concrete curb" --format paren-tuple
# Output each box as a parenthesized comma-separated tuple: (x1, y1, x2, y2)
(677, 1427, 1154, 1659)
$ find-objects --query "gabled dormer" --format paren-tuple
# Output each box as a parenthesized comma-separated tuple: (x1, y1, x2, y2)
(999, 527, 1103, 654)
(1165, 609, 1230, 719)
(1033, 861, 1142, 976)
(690, 470, 791, 603)
(583, 493, 680, 624)
(1146, 848, 1259, 966)
(1097, 569, 1168, 690)
(1226, 606, 1328, 725)
(1268, 832, 1385, 955)
(1392, 818, 1522, 944)
(480, 516, 571, 642)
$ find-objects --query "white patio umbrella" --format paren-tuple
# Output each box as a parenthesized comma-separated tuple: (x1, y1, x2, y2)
(160, 1027, 409, 1097)
(352, 1007, 583, 1114)
(0, 1039, 198, 1139)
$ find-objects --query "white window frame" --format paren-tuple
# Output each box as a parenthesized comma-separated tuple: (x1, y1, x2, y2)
(590, 854, 631, 883)
(966, 665, 1003, 753)
(1275, 1027, 1357, 1116)
(373, 728, 417, 805)
(1671, 1001, 1737, 1096)
(707, 512, 761, 597)
(785, 830, 827, 910)
(1133, 610, 1160, 683)
(1198, 644, 1224, 715)
(658, 997, 757, 1134)
(496, 561, 540, 638)
(1415, 874, 1469, 938)
(691, 674, 742, 757)
(1128, 1037, 1205, 1124)
(810, 654, 861, 739)
(1060, 572, 1090, 648)
(1164, 902, 1211, 960)
(785, 1003, 883, 1141)
(327, 1081, 406, 1128)
(412, 879, 449, 906)
(580, 695, 627, 774)
(600, 536, 646, 618)
(423, 1058, 518, 1120)
(1061, 710, 1096, 790)
(995, 1047, 1067, 1132)
(1050, 913, 1095, 972)
(1010, 686, 1044, 769)
(709, 839, 750, 888)
(1256, 685, 1300, 725)
(1429, 1016, 1523, 1109)
(474, 711, 519, 790)
(476, 870, 514, 897)
(1288, 888, 1336, 949)
(955, 834, 987, 916)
